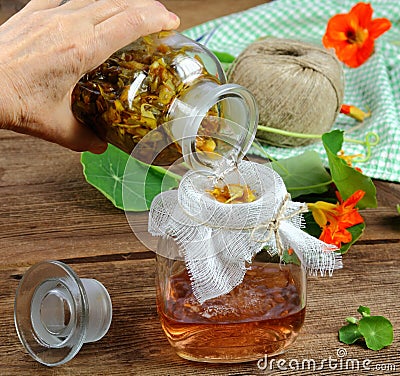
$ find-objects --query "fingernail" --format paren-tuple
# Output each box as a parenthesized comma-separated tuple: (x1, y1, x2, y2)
(154, 1, 167, 10)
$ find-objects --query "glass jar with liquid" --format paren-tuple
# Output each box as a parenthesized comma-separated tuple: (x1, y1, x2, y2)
(155, 237, 306, 363)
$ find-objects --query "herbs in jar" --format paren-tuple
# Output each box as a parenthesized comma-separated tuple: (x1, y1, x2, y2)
(71, 31, 224, 165)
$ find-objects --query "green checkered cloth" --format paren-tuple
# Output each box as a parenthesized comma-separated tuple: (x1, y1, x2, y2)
(184, 0, 400, 182)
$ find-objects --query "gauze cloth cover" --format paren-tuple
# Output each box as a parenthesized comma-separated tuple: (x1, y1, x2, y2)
(149, 161, 342, 303)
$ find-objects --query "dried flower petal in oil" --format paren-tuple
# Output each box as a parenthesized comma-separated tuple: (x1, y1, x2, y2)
(208, 184, 257, 204)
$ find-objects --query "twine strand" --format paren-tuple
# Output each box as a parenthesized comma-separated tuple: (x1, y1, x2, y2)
(251, 193, 308, 255)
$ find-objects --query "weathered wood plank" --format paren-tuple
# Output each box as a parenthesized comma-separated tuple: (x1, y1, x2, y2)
(162, 0, 268, 31)
(1, 131, 399, 265)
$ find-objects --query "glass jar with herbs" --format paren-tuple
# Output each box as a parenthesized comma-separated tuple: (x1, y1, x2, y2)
(71, 31, 257, 168)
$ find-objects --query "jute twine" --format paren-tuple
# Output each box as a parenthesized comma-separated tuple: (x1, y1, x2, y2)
(227, 37, 344, 147)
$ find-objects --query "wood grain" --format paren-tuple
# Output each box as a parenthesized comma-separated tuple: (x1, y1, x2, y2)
(0, 1, 400, 375)
(1, 245, 399, 376)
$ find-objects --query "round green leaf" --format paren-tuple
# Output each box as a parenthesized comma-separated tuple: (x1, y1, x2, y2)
(339, 323, 363, 345)
(211, 50, 235, 63)
(358, 316, 393, 351)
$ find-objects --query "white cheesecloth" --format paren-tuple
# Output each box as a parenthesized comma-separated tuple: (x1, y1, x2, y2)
(149, 160, 342, 303)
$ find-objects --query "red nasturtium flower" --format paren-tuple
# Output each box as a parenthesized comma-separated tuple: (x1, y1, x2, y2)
(322, 2, 391, 68)
(308, 190, 365, 248)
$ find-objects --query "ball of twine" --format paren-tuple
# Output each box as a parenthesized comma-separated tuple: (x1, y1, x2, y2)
(227, 37, 344, 147)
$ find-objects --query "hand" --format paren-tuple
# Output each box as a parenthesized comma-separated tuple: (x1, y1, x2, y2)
(0, 0, 180, 153)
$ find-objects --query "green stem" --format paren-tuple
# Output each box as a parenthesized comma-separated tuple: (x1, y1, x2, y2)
(251, 141, 278, 161)
(258, 125, 375, 144)
(343, 137, 364, 144)
(257, 125, 322, 139)
(149, 165, 183, 181)
(352, 132, 380, 163)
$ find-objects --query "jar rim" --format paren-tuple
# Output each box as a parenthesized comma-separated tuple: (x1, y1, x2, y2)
(178, 82, 259, 173)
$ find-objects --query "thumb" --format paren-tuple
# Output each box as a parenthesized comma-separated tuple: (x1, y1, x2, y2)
(57, 110, 108, 154)
(35, 96, 108, 154)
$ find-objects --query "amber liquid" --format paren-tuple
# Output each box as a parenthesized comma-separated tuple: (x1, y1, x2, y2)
(157, 263, 306, 362)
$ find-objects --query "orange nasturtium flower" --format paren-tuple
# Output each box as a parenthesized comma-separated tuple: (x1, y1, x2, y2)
(308, 190, 365, 248)
(340, 104, 371, 122)
(322, 2, 391, 68)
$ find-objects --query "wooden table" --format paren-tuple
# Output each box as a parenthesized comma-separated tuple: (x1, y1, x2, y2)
(1, 1, 399, 375)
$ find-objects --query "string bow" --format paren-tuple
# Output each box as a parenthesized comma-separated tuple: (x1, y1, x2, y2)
(251, 193, 308, 255)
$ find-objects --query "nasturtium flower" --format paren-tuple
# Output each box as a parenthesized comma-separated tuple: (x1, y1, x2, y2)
(322, 2, 391, 68)
(340, 104, 371, 122)
(308, 190, 365, 248)
(337, 150, 363, 172)
(320, 224, 353, 248)
(307, 201, 337, 228)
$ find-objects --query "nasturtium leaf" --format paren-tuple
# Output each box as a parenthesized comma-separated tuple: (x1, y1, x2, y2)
(339, 323, 363, 345)
(212, 50, 235, 63)
(322, 130, 377, 209)
(302, 211, 322, 238)
(346, 317, 359, 324)
(322, 130, 344, 154)
(338, 223, 365, 254)
(271, 151, 332, 198)
(212, 50, 235, 72)
(357, 306, 371, 317)
(358, 316, 394, 351)
(81, 144, 179, 211)
(397, 204, 400, 214)
(281, 249, 301, 266)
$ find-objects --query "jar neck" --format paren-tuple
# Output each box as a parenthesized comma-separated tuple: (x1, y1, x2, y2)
(168, 80, 258, 173)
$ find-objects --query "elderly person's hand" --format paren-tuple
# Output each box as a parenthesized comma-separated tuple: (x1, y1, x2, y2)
(0, 0, 179, 153)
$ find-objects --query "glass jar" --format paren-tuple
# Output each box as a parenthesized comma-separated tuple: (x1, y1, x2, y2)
(156, 236, 306, 363)
(71, 31, 257, 168)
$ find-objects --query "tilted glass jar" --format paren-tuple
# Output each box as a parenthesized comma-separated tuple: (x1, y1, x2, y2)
(156, 236, 307, 363)
(71, 31, 257, 169)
